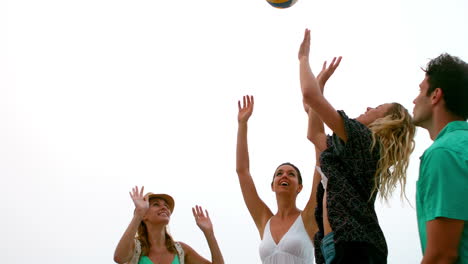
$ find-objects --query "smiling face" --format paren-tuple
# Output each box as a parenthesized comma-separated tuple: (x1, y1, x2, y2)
(271, 164, 303, 195)
(143, 197, 172, 225)
(356, 103, 393, 126)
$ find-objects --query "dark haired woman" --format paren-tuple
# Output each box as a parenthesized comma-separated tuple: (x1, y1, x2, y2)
(236, 95, 323, 263)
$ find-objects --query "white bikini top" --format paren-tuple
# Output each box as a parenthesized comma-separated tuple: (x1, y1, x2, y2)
(259, 214, 315, 264)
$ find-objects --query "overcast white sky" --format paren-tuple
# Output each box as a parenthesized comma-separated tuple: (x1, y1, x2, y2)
(1, 0, 467, 263)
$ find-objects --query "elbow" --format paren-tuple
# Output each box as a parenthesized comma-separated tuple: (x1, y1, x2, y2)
(113, 253, 130, 264)
(302, 90, 314, 105)
(307, 135, 323, 151)
(113, 256, 123, 264)
(424, 251, 459, 264)
(302, 92, 320, 109)
(236, 167, 249, 175)
(444, 253, 459, 263)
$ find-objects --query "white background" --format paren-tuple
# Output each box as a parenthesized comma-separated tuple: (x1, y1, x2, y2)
(1, 0, 467, 263)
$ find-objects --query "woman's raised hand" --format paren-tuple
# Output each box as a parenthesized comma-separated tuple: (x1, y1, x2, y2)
(129, 186, 149, 218)
(298, 28, 311, 61)
(316, 56, 342, 89)
(237, 95, 254, 124)
(192, 205, 214, 234)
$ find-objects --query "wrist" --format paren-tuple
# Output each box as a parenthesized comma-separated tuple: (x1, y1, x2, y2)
(299, 56, 309, 63)
(319, 81, 325, 90)
(202, 228, 215, 237)
(133, 211, 145, 222)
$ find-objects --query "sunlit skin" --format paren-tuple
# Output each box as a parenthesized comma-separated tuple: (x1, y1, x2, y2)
(412, 69, 467, 263)
(114, 186, 225, 264)
(412, 76, 433, 129)
(271, 164, 303, 195)
(143, 198, 171, 225)
(356, 103, 393, 126)
(236, 94, 320, 248)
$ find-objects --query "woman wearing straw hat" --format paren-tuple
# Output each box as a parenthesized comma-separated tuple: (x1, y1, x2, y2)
(114, 186, 224, 264)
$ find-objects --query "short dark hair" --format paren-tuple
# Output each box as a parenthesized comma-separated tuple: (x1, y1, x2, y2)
(424, 53, 468, 119)
(271, 162, 303, 185)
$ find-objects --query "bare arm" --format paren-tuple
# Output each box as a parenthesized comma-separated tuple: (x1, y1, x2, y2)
(183, 206, 224, 264)
(298, 29, 347, 142)
(114, 186, 148, 264)
(301, 57, 341, 237)
(421, 217, 464, 264)
(303, 57, 342, 151)
(302, 146, 323, 240)
(236, 95, 273, 237)
(301, 88, 325, 238)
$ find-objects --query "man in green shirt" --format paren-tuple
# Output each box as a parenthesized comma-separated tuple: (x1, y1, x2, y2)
(413, 53, 468, 264)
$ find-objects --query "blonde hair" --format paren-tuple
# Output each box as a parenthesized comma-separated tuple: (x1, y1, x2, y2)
(369, 103, 415, 201)
(137, 222, 177, 256)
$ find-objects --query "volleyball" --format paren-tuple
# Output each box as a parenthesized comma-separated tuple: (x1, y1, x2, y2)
(266, 0, 298, 8)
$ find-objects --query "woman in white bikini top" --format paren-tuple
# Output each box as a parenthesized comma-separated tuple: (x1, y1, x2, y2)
(235, 55, 340, 263)
(236, 95, 331, 263)
(259, 213, 314, 263)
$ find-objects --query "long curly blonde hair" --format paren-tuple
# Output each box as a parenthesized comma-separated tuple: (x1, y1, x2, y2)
(369, 103, 415, 201)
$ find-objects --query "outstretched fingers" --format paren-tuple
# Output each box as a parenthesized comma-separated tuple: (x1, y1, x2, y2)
(245, 95, 254, 110)
(237, 95, 254, 123)
(192, 206, 197, 218)
(298, 28, 311, 60)
(242, 95, 253, 108)
(129, 185, 145, 200)
(192, 205, 210, 219)
(239, 95, 253, 109)
(329, 56, 342, 71)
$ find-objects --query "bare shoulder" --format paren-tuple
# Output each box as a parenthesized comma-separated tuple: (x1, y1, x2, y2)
(177, 241, 193, 252)
(177, 241, 211, 264)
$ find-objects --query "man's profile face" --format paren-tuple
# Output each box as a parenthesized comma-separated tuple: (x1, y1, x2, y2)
(412, 76, 433, 127)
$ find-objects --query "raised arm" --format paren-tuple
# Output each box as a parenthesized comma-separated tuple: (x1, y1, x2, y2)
(301, 146, 323, 240)
(299, 29, 347, 142)
(236, 95, 273, 237)
(114, 186, 149, 264)
(301, 56, 342, 239)
(183, 206, 225, 264)
(303, 57, 342, 151)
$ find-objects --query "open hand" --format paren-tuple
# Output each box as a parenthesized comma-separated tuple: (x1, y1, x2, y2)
(237, 95, 254, 124)
(192, 205, 213, 234)
(129, 186, 149, 218)
(316, 56, 342, 90)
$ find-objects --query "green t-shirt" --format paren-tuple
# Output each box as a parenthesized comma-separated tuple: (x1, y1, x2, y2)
(416, 121, 468, 263)
(138, 255, 180, 264)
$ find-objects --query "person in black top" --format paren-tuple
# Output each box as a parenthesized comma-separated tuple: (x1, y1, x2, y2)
(298, 29, 416, 264)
